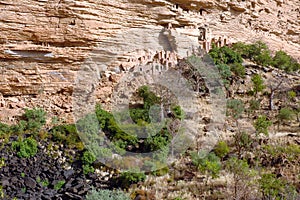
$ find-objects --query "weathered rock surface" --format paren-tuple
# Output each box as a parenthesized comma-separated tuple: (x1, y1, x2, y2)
(0, 0, 299, 122)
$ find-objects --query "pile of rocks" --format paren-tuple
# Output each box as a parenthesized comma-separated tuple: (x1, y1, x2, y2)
(0, 140, 112, 200)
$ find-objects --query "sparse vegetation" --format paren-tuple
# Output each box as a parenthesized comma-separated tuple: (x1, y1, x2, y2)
(226, 157, 257, 199)
(85, 188, 130, 200)
(53, 180, 65, 190)
(277, 107, 294, 127)
(254, 115, 272, 136)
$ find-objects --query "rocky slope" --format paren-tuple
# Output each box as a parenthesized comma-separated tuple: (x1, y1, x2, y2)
(0, 0, 299, 122)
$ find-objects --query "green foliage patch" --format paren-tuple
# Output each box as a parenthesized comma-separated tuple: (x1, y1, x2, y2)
(12, 138, 38, 158)
(117, 171, 146, 188)
(191, 151, 221, 179)
(254, 115, 272, 136)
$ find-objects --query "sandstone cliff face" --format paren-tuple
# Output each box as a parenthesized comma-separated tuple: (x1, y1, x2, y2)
(0, 0, 299, 122)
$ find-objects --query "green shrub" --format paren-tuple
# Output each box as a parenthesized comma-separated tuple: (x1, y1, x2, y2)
(86, 188, 130, 200)
(144, 129, 171, 152)
(226, 99, 245, 119)
(214, 141, 230, 159)
(50, 124, 82, 148)
(0, 185, 4, 199)
(138, 85, 160, 110)
(0, 123, 10, 136)
(254, 115, 272, 136)
(0, 123, 11, 141)
(217, 64, 232, 88)
(12, 138, 38, 158)
(0, 158, 5, 168)
(191, 151, 221, 179)
(95, 104, 113, 129)
(81, 150, 96, 175)
(117, 171, 146, 188)
(172, 105, 185, 120)
(248, 41, 269, 61)
(251, 74, 265, 96)
(76, 113, 100, 137)
(83, 164, 95, 175)
(21, 108, 46, 133)
(230, 63, 245, 78)
(54, 180, 65, 190)
(263, 144, 300, 162)
(288, 91, 296, 101)
(209, 46, 243, 65)
(272, 50, 300, 72)
(278, 107, 294, 123)
(254, 49, 272, 67)
(82, 151, 96, 164)
(259, 174, 295, 199)
(249, 99, 260, 112)
(129, 108, 150, 123)
(41, 180, 49, 187)
(234, 132, 253, 156)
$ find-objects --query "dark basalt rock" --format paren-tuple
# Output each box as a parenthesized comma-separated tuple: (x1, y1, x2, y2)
(0, 139, 114, 199)
(25, 177, 37, 188)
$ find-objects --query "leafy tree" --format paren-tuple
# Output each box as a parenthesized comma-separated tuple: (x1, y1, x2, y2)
(254, 49, 272, 67)
(254, 115, 272, 136)
(251, 74, 265, 97)
(272, 51, 294, 72)
(209, 46, 243, 65)
(248, 41, 269, 61)
(271, 50, 300, 72)
(232, 42, 251, 58)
